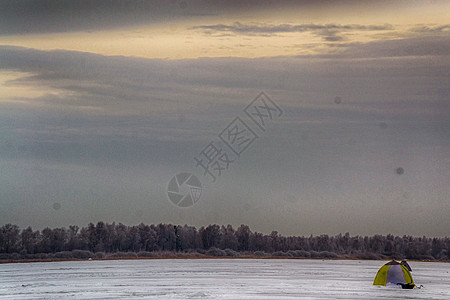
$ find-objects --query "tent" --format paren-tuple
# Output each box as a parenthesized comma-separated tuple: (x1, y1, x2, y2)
(373, 260, 415, 289)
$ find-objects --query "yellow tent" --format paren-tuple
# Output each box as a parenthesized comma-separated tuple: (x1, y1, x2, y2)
(373, 260, 415, 288)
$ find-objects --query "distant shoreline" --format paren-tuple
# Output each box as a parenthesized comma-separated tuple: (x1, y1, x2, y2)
(2, 223, 448, 263)
(1, 256, 447, 264)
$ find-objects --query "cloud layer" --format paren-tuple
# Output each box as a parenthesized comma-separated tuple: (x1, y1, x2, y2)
(1, 39, 449, 235)
(192, 22, 394, 41)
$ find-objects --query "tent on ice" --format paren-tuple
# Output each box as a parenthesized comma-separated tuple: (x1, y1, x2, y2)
(373, 260, 415, 289)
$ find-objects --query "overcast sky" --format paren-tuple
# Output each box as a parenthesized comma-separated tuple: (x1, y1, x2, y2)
(0, 0, 449, 236)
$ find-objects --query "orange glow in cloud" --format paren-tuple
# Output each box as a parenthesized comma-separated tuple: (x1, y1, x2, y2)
(0, 2, 448, 59)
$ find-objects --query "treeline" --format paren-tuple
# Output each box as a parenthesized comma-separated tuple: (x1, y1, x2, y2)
(0, 223, 449, 261)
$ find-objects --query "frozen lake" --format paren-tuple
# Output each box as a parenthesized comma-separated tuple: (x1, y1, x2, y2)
(0, 259, 449, 299)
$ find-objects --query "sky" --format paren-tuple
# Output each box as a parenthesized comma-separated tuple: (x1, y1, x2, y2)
(0, 0, 449, 237)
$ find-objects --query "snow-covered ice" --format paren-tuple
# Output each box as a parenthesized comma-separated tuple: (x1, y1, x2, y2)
(0, 259, 449, 299)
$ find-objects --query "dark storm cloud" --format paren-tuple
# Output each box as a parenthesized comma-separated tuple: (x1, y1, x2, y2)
(0, 0, 407, 36)
(191, 22, 394, 41)
(0, 0, 319, 35)
(0, 0, 215, 35)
